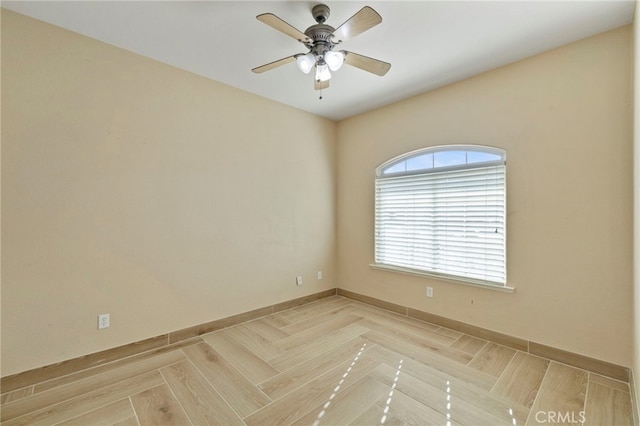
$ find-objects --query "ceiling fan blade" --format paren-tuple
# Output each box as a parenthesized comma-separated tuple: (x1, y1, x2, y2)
(257, 13, 310, 43)
(332, 6, 382, 42)
(343, 51, 391, 76)
(252, 55, 297, 74)
(314, 79, 330, 91)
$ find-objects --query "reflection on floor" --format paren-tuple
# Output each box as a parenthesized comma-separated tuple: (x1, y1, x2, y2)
(0, 296, 634, 425)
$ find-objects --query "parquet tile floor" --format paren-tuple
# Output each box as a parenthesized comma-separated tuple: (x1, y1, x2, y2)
(0, 296, 634, 425)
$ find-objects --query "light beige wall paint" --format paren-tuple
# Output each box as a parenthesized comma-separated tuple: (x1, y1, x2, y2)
(1, 10, 337, 376)
(337, 26, 634, 367)
(0, 7, 3, 378)
(633, 0, 639, 413)
(1, 8, 634, 378)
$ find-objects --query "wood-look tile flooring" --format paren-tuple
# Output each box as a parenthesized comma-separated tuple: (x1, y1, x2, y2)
(1, 296, 634, 425)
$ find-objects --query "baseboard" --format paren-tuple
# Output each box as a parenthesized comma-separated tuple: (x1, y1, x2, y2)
(168, 289, 336, 344)
(336, 288, 407, 316)
(0, 288, 337, 393)
(337, 288, 630, 383)
(631, 369, 639, 426)
(407, 307, 529, 352)
(528, 341, 628, 382)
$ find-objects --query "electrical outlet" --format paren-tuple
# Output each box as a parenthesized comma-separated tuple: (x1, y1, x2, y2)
(426, 287, 434, 298)
(98, 313, 110, 329)
(317, 271, 323, 280)
(296, 276, 303, 286)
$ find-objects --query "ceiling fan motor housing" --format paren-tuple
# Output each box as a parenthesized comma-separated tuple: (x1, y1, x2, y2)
(304, 23, 336, 56)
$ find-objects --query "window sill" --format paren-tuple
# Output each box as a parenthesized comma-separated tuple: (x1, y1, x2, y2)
(369, 263, 515, 293)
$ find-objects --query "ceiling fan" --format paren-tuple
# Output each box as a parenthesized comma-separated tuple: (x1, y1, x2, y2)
(251, 3, 391, 93)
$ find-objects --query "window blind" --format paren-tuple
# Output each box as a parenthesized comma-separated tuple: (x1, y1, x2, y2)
(375, 164, 506, 285)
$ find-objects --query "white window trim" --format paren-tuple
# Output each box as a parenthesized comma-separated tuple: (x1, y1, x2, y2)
(374, 144, 508, 289)
(369, 263, 515, 293)
(377, 144, 506, 177)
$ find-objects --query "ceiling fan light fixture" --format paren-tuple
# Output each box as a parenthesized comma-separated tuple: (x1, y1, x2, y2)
(324, 50, 344, 71)
(315, 63, 331, 82)
(296, 53, 316, 74)
(253, 4, 390, 92)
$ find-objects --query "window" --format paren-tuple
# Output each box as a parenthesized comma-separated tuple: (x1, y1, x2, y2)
(374, 145, 507, 287)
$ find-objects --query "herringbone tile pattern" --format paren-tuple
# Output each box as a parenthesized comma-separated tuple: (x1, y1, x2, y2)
(0, 296, 633, 425)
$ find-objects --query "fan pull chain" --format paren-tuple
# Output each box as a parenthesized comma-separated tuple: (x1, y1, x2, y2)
(319, 86, 323, 100)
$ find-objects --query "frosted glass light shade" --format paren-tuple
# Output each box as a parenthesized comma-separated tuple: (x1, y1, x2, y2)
(315, 63, 331, 82)
(296, 53, 316, 74)
(324, 51, 344, 71)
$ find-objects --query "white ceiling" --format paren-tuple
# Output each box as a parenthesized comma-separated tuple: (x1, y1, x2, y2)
(3, 1, 636, 121)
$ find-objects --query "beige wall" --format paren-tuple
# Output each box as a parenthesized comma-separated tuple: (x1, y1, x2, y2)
(337, 26, 634, 367)
(1, 9, 635, 378)
(1, 10, 337, 376)
(633, 0, 639, 414)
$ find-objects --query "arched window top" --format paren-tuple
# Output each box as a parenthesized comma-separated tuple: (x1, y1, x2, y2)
(377, 145, 505, 177)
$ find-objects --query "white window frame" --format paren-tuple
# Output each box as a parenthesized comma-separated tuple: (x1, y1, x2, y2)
(372, 145, 511, 291)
